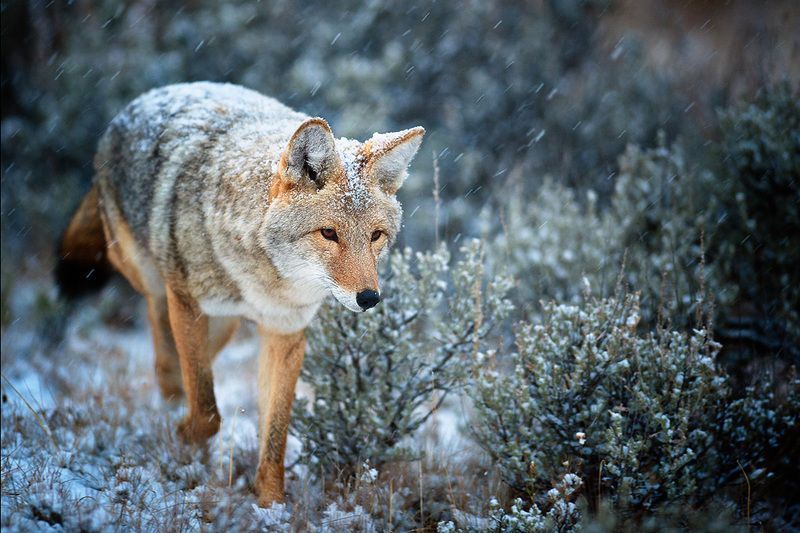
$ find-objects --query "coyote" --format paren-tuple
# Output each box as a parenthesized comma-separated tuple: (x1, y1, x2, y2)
(56, 82, 424, 504)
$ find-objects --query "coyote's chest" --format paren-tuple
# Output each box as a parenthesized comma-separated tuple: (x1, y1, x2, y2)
(198, 293, 323, 333)
(198, 297, 323, 333)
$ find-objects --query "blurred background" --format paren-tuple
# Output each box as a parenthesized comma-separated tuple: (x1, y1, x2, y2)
(1, 0, 795, 242)
(2, 0, 798, 363)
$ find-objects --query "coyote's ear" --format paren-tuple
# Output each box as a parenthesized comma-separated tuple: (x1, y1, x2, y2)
(365, 127, 425, 195)
(280, 118, 338, 189)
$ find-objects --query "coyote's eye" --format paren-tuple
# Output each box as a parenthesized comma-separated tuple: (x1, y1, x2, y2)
(371, 230, 382, 242)
(321, 228, 338, 242)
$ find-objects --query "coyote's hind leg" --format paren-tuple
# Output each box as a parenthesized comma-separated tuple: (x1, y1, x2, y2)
(146, 296, 184, 403)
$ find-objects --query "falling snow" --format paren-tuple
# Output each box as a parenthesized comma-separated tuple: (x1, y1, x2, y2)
(2, 1, 798, 530)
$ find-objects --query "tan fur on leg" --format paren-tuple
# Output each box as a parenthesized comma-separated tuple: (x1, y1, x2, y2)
(147, 296, 184, 403)
(166, 285, 221, 443)
(255, 326, 305, 505)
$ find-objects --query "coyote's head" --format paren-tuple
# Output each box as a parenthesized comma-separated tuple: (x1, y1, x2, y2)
(264, 118, 424, 312)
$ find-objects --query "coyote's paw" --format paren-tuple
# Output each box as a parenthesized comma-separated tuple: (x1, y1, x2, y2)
(177, 412, 221, 444)
(255, 484, 286, 507)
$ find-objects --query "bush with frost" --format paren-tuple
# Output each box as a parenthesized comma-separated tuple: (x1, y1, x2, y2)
(495, 84, 798, 353)
(438, 473, 584, 533)
(495, 134, 734, 326)
(2, 0, 691, 260)
(715, 82, 800, 355)
(470, 292, 798, 514)
(492, 178, 613, 313)
(292, 240, 513, 479)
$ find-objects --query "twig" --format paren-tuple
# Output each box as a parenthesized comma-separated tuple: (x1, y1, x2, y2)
(597, 460, 604, 510)
(1, 372, 57, 450)
(737, 460, 751, 532)
(419, 459, 424, 527)
(388, 478, 394, 533)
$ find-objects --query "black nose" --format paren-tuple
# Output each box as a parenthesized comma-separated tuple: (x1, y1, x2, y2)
(356, 290, 381, 310)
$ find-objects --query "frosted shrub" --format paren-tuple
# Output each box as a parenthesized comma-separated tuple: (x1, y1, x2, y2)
(2, 0, 692, 260)
(609, 137, 732, 321)
(471, 293, 798, 513)
(716, 82, 800, 350)
(495, 85, 797, 354)
(293, 240, 513, 478)
(252, 503, 292, 531)
(493, 179, 614, 312)
(485, 473, 583, 533)
(438, 474, 583, 533)
(496, 136, 733, 325)
(718, 82, 800, 263)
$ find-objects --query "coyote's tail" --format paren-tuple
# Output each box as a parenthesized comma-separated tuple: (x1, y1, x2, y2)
(55, 185, 112, 299)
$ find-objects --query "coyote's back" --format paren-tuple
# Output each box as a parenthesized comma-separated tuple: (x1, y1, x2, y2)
(58, 82, 307, 303)
(97, 83, 305, 254)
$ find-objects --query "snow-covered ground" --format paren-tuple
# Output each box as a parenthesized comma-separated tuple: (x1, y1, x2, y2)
(1, 279, 481, 531)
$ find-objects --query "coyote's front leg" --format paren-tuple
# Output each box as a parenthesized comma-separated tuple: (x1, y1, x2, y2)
(255, 326, 306, 505)
(166, 285, 221, 443)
